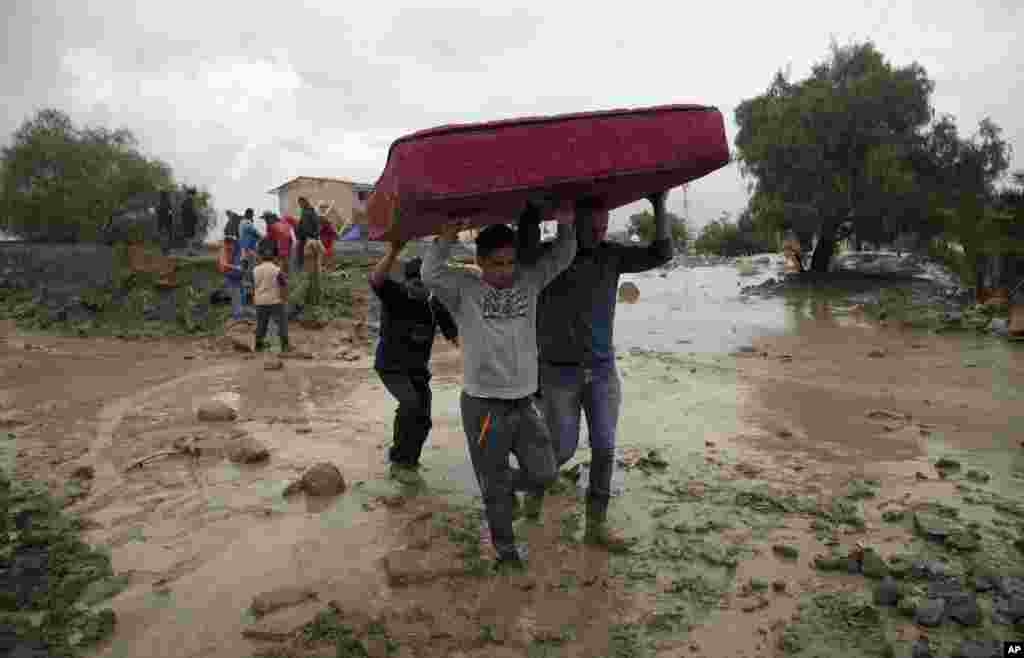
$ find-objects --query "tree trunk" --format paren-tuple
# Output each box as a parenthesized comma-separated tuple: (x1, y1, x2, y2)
(810, 221, 838, 273)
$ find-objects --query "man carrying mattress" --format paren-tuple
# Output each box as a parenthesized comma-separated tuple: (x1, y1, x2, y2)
(519, 190, 673, 552)
(422, 201, 577, 571)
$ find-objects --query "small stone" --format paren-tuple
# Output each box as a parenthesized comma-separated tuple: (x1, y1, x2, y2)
(264, 359, 284, 371)
(705, 441, 715, 447)
(296, 427, 313, 435)
(868, 349, 886, 358)
(772, 544, 799, 560)
(250, 586, 317, 617)
(227, 437, 270, 464)
(915, 472, 929, 481)
(741, 596, 770, 612)
(71, 465, 95, 480)
(874, 577, 901, 606)
(197, 399, 237, 422)
(772, 580, 787, 593)
(776, 430, 793, 439)
(914, 598, 945, 627)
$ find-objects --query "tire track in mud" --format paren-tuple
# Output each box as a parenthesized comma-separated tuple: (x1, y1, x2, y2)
(84, 363, 240, 507)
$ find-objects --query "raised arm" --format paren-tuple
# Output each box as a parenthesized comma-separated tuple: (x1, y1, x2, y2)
(519, 203, 577, 289)
(616, 190, 675, 274)
(431, 296, 459, 344)
(421, 223, 469, 316)
(516, 201, 545, 265)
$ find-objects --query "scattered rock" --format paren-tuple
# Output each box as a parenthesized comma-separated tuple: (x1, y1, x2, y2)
(227, 437, 270, 464)
(264, 359, 284, 371)
(70, 465, 95, 480)
(284, 462, 346, 497)
(295, 427, 313, 435)
(250, 586, 317, 617)
(914, 598, 945, 627)
(915, 472, 929, 481)
(741, 596, 770, 612)
(772, 544, 799, 560)
(867, 349, 886, 358)
(992, 576, 1024, 625)
(874, 577, 901, 606)
(776, 430, 793, 439)
(197, 399, 237, 422)
(973, 575, 996, 593)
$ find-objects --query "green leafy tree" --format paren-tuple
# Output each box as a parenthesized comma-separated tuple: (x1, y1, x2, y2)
(628, 209, 689, 244)
(734, 41, 935, 271)
(0, 108, 175, 242)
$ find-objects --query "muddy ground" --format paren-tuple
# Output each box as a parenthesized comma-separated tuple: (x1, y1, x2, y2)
(3, 270, 1024, 658)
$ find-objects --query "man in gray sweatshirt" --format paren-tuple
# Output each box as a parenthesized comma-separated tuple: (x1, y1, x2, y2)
(422, 201, 577, 570)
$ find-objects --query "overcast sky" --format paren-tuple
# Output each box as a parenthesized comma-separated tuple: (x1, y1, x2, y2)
(3, 0, 1021, 235)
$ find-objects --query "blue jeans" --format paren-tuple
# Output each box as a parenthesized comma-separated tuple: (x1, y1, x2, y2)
(227, 282, 243, 319)
(539, 360, 622, 502)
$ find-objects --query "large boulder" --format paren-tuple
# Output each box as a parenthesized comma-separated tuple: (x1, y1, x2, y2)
(284, 462, 346, 497)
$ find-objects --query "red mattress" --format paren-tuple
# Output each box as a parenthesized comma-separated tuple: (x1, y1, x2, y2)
(367, 104, 730, 241)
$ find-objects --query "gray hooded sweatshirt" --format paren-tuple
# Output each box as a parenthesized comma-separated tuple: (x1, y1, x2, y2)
(422, 224, 577, 400)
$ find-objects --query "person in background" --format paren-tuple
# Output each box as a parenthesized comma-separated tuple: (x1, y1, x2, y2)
(239, 210, 262, 306)
(519, 191, 672, 552)
(296, 197, 319, 271)
(370, 245, 459, 486)
(320, 215, 339, 270)
(421, 202, 577, 571)
(180, 187, 198, 245)
(253, 238, 290, 353)
(264, 212, 293, 274)
(220, 234, 245, 320)
(283, 214, 300, 273)
(157, 191, 174, 254)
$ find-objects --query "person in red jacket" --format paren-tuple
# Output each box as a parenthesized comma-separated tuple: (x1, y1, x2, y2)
(262, 212, 293, 273)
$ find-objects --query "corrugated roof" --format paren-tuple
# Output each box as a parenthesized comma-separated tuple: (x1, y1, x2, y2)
(266, 176, 375, 194)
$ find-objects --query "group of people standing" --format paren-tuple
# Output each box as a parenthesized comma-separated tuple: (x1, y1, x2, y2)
(370, 192, 673, 571)
(220, 197, 342, 351)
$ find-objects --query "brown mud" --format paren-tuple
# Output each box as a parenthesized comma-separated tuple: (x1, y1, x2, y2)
(2, 288, 1024, 658)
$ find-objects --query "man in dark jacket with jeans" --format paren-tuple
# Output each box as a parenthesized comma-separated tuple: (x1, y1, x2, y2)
(519, 191, 672, 550)
(370, 242, 459, 485)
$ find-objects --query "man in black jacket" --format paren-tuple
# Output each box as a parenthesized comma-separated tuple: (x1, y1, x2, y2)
(296, 197, 319, 271)
(370, 241, 459, 485)
(518, 191, 672, 550)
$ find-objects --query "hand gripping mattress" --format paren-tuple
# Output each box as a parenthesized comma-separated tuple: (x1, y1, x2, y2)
(367, 104, 730, 241)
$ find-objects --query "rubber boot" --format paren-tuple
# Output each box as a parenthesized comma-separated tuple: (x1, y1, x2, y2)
(584, 496, 634, 553)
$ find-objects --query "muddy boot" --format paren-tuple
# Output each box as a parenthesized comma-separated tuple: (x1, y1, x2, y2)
(584, 497, 634, 553)
(494, 547, 526, 575)
(389, 462, 425, 488)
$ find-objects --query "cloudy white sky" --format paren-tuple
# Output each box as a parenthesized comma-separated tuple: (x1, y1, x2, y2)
(3, 0, 1021, 235)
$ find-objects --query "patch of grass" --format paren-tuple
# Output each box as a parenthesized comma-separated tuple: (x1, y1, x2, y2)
(779, 591, 892, 657)
(0, 473, 119, 656)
